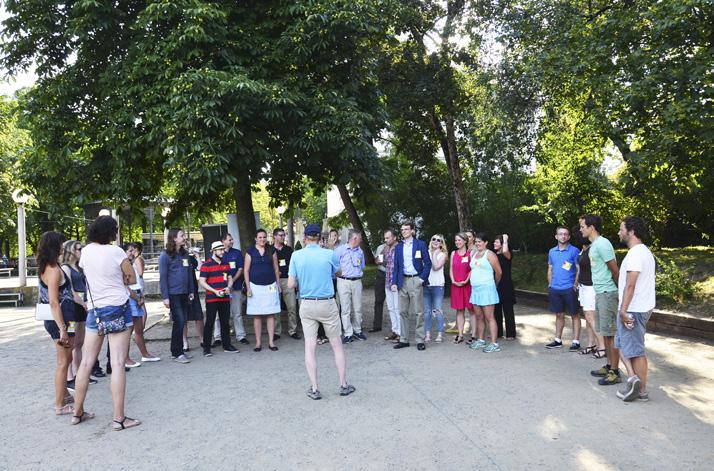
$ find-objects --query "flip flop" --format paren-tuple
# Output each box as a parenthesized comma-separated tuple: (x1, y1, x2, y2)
(112, 416, 141, 431)
(71, 411, 95, 425)
(55, 404, 74, 416)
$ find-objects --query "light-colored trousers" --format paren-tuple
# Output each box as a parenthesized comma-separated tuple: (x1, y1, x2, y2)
(213, 290, 246, 341)
(337, 278, 363, 337)
(275, 278, 298, 336)
(399, 276, 425, 343)
(385, 287, 400, 334)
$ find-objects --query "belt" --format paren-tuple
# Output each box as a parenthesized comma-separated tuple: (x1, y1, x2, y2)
(338, 276, 362, 281)
(301, 296, 335, 301)
(403, 274, 419, 278)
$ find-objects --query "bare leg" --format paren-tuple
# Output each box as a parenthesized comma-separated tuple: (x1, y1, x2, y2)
(621, 355, 634, 377)
(54, 339, 74, 409)
(632, 356, 649, 392)
(304, 337, 318, 390)
(132, 315, 152, 358)
(473, 307, 486, 340)
(572, 314, 581, 342)
(68, 323, 85, 380)
(584, 310, 603, 348)
(469, 307, 477, 338)
(74, 332, 104, 416)
(254, 317, 262, 348)
(456, 310, 465, 337)
(107, 329, 132, 421)
(483, 305, 498, 343)
(195, 320, 205, 344)
(555, 313, 565, 339)
(125, 325, 138, 365)
(182, 323, 189, 349)
(267, 316, 276, 347)
(604, 336, 619, 370)
(328, 336, 348, 387)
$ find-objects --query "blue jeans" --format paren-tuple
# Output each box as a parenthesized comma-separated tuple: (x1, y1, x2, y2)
(169, 294, 190, 357)
(423, 285, 445, 333)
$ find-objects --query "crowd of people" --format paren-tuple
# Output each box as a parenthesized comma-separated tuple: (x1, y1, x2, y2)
(37, 213, 655, 429)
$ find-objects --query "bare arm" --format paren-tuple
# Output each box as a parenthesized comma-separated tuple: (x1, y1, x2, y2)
(574, 261, 581, 290)
(619, 271, 640, 328)
(44, 267, 70, 347)
(287, 275, 298, 291)
(120, 258, 137, 286)
(431, 251, 446, 271)
(231, 267, 243, 285)
(547, 264, 553, 286)
(243, 254, 252, 294)
(135, 257, 145, 277)
(272, 252, 282, 292)
(489, 251, 502, 285)
(502, 234, 511, 260)
(449, 251, 456, 284)
(606, 259, 620, 286)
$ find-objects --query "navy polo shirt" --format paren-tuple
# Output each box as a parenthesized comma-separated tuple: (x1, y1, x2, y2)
(548, 244, 580, 290)
(222, 247, 244, 290)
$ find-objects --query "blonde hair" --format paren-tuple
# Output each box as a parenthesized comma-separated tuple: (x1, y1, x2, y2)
(429, 233, 448, 257)
(61, 240, 81, 265)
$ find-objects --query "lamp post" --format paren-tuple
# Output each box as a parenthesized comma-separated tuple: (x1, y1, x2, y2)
(161, 206, 170, 247)
(12, 189, 30, 287)
(276, 205, 286, 230)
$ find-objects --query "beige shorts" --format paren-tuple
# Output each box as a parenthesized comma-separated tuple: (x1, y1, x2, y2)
(300, 298, 341, 340)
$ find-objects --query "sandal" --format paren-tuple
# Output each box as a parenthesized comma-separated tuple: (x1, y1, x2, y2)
(112, 416, 141, 431)
(592, 349, 606, 359)
(55, 404, 74, 416)
(71, 411, 95, 425)
(253, 346, 262, 352)
(580, 345, 597, 355)
(306, 388, 322, 400)
(269, 345, 278, 351)
(453, 335, 463, 344)
(317, 337, 329, 345)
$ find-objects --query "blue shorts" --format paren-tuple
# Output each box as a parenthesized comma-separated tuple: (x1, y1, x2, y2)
(548, 288, 578, 315)
(615, 310, 652, 359)
(469, 283, 500, 307)
(86, 302, 133, 333)
(128, 290, 145, 318)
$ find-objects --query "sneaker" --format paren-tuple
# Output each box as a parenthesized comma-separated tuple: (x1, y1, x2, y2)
(203, 350, 213, 357)
(435, 333, 443, 343)
(590, 365, 610, 377)
(425, 332, 431, 343)
(598, 369, 622, 386)
(88, 378, 97, 385)
(212, 339, 222, 348)
(239, 338, 250, 345)
(469, 339, 487, 350)
(339, 384, 356, 396)
(173, 354, 191, 364)
(353, 332, 367, 341)
(616, 376, 641, 402)
(307, 388, 322, 400)
(183, 346, 190, 353)
(183, 353, 194, 359)
(545, 340, 563, 349)
(342, 336, 353, 344)
(290, 332, 302, 340)
(569, 342, 581, 352)
(274, 334, 281, 340)
(224, 345, 240, 353)
(483, 342, 501, 353)
(91, 366, 106, 378)
(638, 392, 649, 402)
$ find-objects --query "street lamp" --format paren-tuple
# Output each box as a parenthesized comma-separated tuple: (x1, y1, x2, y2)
(12, 189, 30, 287)
(161, 206, 170, 247)
(276, 205, 286, 229)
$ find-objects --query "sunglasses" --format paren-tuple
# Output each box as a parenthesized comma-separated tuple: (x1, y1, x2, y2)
(431, 237, 442, 242)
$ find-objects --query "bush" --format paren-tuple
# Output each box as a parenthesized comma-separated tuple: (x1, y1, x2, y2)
(655, 257, 699, 304)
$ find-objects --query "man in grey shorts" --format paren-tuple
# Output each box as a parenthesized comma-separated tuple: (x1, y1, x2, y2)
(580, 214, 622, 386)
(288, 224, 355, 400)
(615, 217, 656, 402)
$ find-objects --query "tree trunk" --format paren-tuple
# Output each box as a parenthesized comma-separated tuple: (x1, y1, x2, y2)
(336, 183, 375, 264)
(233, 171, 257, 251)
(428, 112, 473, 231)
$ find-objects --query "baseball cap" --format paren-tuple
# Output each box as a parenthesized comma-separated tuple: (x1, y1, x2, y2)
(304, 224, 321, 236)
(211, 241, 225, 251)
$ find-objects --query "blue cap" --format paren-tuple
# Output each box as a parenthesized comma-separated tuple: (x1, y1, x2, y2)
(304, 224, 322, 236)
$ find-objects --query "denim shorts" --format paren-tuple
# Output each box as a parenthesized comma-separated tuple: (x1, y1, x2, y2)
(548, 288, 578, 315)
(615, 310, 652, 359)
(128, 290, 145, 318)
(86, 302, 133, 333)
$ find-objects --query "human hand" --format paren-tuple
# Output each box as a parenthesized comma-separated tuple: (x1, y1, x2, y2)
(246, 288, 253, 298)
(57, 329, 70, 348)
(620, 311, 634, 330)
(189, 293, 195, 302)
(390, 285, 397, 292)
(163, 298, 170, 309)
(503, 234, 509, 241)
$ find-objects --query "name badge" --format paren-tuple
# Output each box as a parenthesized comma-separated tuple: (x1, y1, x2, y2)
(269, 284, 277, 293)
(279, 259, 286, 267)
(352, 258, 361, 267)
(475, 260, 481, 267)
(229, 261, 236, 269)
(182, 258, 189, 267)
(415, 250, 422, 259)
(461, 256, 468, 263)
(67, 321, 76, 334)
(562, 261, 572, 271)
(224, 273, 228, 281)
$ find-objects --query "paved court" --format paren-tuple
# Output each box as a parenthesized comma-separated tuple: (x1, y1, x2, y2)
(1, 291, 712, 470)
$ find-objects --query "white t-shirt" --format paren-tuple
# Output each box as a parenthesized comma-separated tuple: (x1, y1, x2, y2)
(79, 243, 130, 310)
(428, 251, 446, 286)
(618, 243, 656, 312)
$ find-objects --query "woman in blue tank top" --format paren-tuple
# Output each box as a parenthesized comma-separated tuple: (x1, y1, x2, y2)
(468, 232, 503, 353)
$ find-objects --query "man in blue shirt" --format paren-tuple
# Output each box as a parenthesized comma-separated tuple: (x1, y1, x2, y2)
(213, 233, 249, 345)
(288, 224, 355, 400)
(334, 229, 367, 343)
(546, 226, 582, 350)
(391, 221, 432, 351)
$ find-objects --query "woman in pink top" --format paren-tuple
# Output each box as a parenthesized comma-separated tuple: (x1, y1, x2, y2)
(450, 232, 474, 344)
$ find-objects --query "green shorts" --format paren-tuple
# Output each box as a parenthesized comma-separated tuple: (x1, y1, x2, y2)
(595, 291, 618, 337)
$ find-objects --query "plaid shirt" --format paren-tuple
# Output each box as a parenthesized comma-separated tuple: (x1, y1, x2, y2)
(384, 244, 396, 288)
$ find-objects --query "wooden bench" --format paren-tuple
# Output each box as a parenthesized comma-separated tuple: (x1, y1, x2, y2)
(0, 268, 13, 277)
(0, 292, 24, 307)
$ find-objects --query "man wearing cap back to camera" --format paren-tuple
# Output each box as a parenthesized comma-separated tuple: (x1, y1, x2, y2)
(288, 224, 356, 400)
(200, 241, 240, 357)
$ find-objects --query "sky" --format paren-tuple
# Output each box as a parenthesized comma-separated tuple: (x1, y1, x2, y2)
(0, 7, 37, 96)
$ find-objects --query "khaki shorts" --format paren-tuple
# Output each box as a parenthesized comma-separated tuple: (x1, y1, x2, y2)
(300, 298, 341, 340)
(595, 291, 618, 336)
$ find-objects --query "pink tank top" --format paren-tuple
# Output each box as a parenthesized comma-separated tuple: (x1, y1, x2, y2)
(451, 250, 471, 283)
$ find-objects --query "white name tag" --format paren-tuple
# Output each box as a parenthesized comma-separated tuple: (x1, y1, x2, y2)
(279, 259, 286, 267)
(415, 250, 422, 259)
(461, 256, 468, 263)
(182, 258, 189, 267)
(269, 284, 277, 293)
(562, 261, 572, 271)
(229, 261, 236, 269)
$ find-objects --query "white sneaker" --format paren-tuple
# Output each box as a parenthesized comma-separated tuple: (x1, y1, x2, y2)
(141, 356, 161, 362)
(435, 333, 443, 343)
(173, 354, 191, 364)
(425, 332, 431, 343)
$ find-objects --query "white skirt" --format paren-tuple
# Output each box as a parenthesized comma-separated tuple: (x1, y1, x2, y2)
(247, 282, 281, 315)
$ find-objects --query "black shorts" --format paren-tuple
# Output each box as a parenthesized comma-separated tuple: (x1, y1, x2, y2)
(73, 302, 88, 322)
(188, 295, 204, 321)
(44, 321, 77, 340)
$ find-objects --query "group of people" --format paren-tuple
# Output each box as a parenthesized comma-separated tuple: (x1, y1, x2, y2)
(38, 213, 656, 428)
(545, 215, 656, 402)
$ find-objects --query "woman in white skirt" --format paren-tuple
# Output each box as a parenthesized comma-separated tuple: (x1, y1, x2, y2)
(244, 229, 282, 352)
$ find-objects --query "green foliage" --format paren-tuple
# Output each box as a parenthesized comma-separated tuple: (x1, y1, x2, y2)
(655, 257, 700, 305)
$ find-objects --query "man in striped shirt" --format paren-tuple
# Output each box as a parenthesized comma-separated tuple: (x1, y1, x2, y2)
(200, 241, 240, 356)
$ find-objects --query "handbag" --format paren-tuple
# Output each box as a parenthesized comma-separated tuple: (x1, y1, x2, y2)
(86, 278, 127, 336)
(34, 303, 53, 321)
